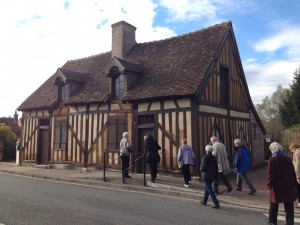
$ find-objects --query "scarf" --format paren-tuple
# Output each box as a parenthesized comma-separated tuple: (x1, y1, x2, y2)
(272, 150, 283, 157)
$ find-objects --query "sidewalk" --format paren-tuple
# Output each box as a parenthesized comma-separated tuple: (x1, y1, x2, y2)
(0, 161, 278, 211)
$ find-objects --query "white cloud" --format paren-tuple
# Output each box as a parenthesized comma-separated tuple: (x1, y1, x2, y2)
(0, 0, 176, 117)
(244, 59, 300, 104)
(254, 25, 300, 57)
(159, 0, 259, 24)
(248, 21, 300, 104)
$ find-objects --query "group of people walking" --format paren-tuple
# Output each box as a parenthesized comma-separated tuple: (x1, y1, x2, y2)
(177, 136, 256, 210)
(119, 131, 300, 224)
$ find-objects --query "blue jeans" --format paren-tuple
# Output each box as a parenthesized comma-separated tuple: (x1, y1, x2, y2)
(202, 181, 219, 206)
(236, 172, 256, 191)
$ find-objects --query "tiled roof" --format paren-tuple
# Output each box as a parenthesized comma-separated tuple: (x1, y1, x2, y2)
(53, 68, 89, 83)
(123, 22, 230, 101)
(18, 22, 230, 110)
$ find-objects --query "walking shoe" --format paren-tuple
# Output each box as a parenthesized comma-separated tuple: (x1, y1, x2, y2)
(184, 184, 189, 188)
(211, 204, 220, 209)
(248, 189, 256, 195)
(265, 219, 275, 224)
(235, 187, 242, 191)
(200, 201, 206, 206)
(227, 187, 233, 193)
(151, 180, 156, 183)
(188, 181, 192, 185)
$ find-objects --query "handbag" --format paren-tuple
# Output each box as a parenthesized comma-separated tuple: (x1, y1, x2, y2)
(178, 160, 184, 169)
(127, 147, 133, 153)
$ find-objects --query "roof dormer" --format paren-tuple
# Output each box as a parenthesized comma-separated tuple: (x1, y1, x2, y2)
(52, 68, 87, 104)
(104, 57, 143, 101)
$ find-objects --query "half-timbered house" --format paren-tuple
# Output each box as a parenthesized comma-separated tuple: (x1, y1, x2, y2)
(17, 21, 265, 173)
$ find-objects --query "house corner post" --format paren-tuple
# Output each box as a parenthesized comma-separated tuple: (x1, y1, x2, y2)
(83, 105, 90, 169)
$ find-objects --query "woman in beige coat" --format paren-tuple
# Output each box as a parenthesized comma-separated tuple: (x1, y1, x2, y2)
(210, 136, 233, 194)
(290, 143, 300, 207)
(120, 132, 132, 178)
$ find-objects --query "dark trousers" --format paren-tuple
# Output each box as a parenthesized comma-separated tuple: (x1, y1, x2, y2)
(296, 182, 300, 203)
(182, 164, 191, 185)
(269, 202, 294, 225)
(121, 155, 130, 176)
(202, 181, 219, 207)
(213, 171, 232, 192)
(148, 162, 158, 182)
(236, 172, 256, 191)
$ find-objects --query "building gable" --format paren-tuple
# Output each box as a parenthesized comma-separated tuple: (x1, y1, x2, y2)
(196, 26, 257, 114)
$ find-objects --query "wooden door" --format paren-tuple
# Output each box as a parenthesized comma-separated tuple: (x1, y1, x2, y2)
(37, 128, 49, 164)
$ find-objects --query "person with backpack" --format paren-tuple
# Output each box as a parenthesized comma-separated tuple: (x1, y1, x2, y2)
(233, 139, 257, 195)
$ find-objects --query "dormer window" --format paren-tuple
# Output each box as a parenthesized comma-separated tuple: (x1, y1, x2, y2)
(58, 83, 67, 103)
(104, 58, 144, 101)
(114, 74, 125, 98)
(52, 68, 87, 105)
(53, 77, 67, 104)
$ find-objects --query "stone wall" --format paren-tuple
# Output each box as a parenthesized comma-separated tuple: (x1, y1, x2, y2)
(250, 110, 265, 166)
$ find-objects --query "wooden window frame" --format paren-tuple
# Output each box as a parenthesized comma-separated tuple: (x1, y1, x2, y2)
(112, 74, 125, 99)
(219, 66, 229, 106)
(54, 119, 67, 150)
(108, 116, 126, 152)
(57, 84, 67, 103)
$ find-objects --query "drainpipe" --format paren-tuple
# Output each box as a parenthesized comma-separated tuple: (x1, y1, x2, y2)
(83, 104, 89, 169)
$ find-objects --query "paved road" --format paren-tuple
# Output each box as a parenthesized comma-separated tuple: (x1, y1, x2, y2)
(0, 173, 276, 225)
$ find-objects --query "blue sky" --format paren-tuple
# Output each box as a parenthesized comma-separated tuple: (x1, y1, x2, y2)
(1, 0, 300, 117)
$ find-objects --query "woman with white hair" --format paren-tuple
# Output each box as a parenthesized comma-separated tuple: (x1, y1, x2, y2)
(200, 145, 220, 209)
(120, 132, 132, 178)
(266, 142, 297, 225)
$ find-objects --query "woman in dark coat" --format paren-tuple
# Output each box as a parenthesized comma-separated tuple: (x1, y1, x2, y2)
(144, 134, 161, 183)
(267, 142, 297, 225)
(200, 145, 220, 209)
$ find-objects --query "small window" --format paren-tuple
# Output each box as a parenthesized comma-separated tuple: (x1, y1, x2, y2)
(114, 74, 124, 98)
(58, 84, 67, 103)
(39, 119, 50, 126)
(138, 115, 154, 125)
(219, 67, 229, 106)
(54, 120, 67, 150)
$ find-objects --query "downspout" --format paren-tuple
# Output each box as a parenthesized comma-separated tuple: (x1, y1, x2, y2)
(84, 104, 90, 168)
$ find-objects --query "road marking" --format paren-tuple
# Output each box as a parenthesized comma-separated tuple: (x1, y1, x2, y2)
(263, 213, 300, 223)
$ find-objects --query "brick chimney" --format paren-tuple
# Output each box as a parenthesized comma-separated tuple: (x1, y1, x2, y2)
(14, 110, 18, 121)
(111, 21, 136, 59)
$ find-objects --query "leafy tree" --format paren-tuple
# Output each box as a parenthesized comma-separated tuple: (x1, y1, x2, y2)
(255, 85, 288, 141)
(279, 67, 300, 127)
(0, 123, 17, 161)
